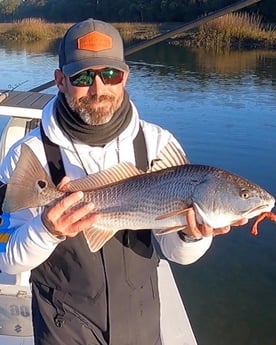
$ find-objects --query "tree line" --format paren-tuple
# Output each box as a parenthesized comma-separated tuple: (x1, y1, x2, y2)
(0, 0, 275, 24)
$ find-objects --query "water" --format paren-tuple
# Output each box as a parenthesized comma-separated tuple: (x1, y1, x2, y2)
(1, 41, 276, 345)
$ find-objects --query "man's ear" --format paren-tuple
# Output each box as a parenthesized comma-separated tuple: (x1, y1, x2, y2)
(122, 70, 129, 87)
(54, 69, 66, 92)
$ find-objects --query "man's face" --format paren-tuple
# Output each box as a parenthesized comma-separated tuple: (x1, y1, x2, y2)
(56, 67, 129, 125)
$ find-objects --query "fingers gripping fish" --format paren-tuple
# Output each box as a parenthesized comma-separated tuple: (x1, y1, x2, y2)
(1, 142, 275, 252)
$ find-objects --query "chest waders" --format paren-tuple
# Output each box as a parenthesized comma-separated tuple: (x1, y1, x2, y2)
(30, 124, 162, 345)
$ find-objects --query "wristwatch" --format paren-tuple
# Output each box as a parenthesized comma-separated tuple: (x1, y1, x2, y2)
(177, 231, 203, 243)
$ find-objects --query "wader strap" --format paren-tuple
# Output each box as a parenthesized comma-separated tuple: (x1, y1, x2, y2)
(40, 124, 66, 186)
(133, 123, 148, 171)
(125, 123, 149, 246)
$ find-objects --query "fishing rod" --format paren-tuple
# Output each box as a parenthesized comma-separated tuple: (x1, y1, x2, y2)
(0, 81, 28, 103)
(29, 0, 261, 93)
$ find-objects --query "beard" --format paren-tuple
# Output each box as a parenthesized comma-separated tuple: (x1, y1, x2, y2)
(65, 93, 122, 125)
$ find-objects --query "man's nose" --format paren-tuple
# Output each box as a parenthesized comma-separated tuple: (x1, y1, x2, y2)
(88, 75, 106, 96)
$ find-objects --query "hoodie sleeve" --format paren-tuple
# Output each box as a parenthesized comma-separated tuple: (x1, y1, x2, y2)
(154, 232, 213, 265)
(0, 213, 64, 274)
(0, 143, 64, 274)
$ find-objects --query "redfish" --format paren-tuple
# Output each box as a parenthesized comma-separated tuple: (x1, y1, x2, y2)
(2, 143, 275, 252)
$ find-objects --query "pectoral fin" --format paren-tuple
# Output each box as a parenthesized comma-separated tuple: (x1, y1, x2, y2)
(155, 208, 190, 221)
(156, 225, 188, 235)
(83, 227, 117, 252)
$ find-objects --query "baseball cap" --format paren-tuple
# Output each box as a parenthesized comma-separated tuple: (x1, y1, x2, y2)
(59, 18, 129, 77)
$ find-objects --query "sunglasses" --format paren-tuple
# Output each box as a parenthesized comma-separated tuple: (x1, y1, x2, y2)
(69, 68, 124, 87)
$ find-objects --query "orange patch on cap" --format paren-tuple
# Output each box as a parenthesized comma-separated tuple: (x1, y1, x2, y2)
(77, 31, 112, 51)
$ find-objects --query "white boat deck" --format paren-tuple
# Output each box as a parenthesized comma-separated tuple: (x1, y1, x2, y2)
(0, 90, 54, 119)
(0, 90, 198, 345)
(0, 276, 33, 345)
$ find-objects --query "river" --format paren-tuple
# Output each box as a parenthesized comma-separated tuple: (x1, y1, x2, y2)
(1, 39, 276, 345)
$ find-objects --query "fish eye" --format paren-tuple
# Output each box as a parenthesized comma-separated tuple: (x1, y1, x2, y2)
(240, 188, 250, 199)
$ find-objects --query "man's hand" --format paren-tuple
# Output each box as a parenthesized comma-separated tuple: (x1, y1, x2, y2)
(41, 177, 96, 238)
(183, 207, 248, 238)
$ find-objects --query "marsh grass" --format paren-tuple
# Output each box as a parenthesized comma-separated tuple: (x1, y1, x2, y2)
(0, 15, 275, 50)
(183, 12, 276, 50)
(0, 18, 71, 41)
(114, 22, 161, 44)
(0, 19, 161, 43)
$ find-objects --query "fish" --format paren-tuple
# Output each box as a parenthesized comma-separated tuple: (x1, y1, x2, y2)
(1, 142, 275, 252)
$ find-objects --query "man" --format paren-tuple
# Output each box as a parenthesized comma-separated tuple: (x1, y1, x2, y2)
(0, 19, 246, 345)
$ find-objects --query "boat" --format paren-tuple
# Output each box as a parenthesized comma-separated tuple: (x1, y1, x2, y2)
(0, 89, 198, 345)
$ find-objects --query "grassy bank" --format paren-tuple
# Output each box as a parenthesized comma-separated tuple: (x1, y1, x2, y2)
(0, 18, 71, 42)
(0, 19, 161, 43)
(172, 12, 276, 50)
(0, 14, 275, 50)
(0, 18, 70, 41)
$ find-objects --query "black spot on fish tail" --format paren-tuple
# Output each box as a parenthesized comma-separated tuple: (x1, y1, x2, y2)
(37, 180, 47, 189)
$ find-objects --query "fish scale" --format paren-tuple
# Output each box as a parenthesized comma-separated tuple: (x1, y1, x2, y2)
(82, 172, 188, 231)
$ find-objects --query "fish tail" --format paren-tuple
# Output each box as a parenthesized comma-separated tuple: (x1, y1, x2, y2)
(3, 144, 56, 212)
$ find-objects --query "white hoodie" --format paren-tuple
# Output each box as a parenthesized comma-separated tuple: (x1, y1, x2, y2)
(0, 96, 212, 279)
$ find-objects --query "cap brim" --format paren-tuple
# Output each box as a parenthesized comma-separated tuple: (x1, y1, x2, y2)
(62, 57, 129, 76)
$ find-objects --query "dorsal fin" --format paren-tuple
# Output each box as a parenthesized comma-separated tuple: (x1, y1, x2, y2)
(61, 162, 143, 192)
(149, 142, 189, 172)
(61, 142, 188, 192)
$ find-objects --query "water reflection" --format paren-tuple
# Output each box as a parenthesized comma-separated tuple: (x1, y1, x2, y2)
(194, 48, 276, 77)
(0, 42, 58, 93)
(129, 43, 276, 83)
(1, 38, 59, 54)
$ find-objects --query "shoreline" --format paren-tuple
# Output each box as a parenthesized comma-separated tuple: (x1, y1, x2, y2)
(0, 20, 275, 50)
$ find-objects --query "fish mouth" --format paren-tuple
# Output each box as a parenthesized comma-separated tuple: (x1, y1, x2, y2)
(243, 203, 274, 218)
